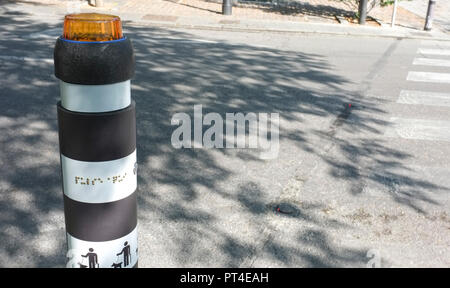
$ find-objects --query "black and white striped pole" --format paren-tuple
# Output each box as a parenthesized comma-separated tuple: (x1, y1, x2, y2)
(54, 13, 138, 268)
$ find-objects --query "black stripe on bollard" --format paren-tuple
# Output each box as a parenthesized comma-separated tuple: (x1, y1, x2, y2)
(57, 101, 136, 162)
(64, 191, 137, 242)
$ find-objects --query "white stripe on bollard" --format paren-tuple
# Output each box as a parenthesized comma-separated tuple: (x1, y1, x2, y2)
(60, 80, 131, 112)
(67, 227, 138, 268)
(61, 150, 137, 203)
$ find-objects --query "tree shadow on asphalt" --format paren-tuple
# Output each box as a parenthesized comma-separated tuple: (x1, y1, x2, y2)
(0, 6, 447, 267)
(0, 7, 66, 267)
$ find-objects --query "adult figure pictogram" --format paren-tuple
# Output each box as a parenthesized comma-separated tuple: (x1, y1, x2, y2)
(81, 248, 99, 268)
(117, 241, 131, 267)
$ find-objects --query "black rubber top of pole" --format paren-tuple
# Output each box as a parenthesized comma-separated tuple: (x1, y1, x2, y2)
(57, 101, 136, 162)
(54, 37, 135, 85)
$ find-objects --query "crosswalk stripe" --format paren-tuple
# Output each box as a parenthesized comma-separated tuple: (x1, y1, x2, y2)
(398, 90, 450, 107)
(407, 72, 450, 83)
(420, 40, 450, 48)
(385, 117, 450, 142)
(417, 48, 450, 56)
(413, 57, 450, 67)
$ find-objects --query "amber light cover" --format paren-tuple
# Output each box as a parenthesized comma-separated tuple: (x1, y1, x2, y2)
(63, 13, 123, 42)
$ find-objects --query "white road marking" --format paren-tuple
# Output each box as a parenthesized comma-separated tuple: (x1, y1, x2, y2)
(398, 90, 450, 107)
(385, 117, 450, 142)
(420, 40, 450, 48)
(417, 48, 450, 56)
(153, 37, 218, 44)
(413, 57, 450, 67)
(407, 72, 450, 83)
(189, 38, 218, 44)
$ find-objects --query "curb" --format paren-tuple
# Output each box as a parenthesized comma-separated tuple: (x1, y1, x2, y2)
(127, 18, 450, 41)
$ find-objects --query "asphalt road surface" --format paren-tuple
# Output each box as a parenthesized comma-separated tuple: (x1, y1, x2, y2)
(0, 8, 449, 267)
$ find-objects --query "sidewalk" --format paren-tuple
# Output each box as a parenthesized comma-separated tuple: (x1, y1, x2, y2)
(8, 0, 450, 40)
(399, 0, 450, 33)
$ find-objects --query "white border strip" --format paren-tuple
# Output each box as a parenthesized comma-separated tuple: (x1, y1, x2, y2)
(61, 151, 137, 203)
(60, 80, 131, 113)
(66, 227, 138, 268)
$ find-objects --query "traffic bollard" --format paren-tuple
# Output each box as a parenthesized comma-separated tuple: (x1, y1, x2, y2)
(54, 13, 138, 268)
(358, 0, 368, 25)
(222, 0, 232, 15)
(424, 0, 436, 31)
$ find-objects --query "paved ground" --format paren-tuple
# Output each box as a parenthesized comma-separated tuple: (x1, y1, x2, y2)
(111, 0, 440, 28)
(18, 0, 450, 34)
(10, 0, 450, 40)
(400, 0, 450, 32)
(0, 1, 449, 267)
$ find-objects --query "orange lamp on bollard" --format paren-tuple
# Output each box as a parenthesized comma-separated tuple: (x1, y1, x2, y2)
(63, 13, 123, 42)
